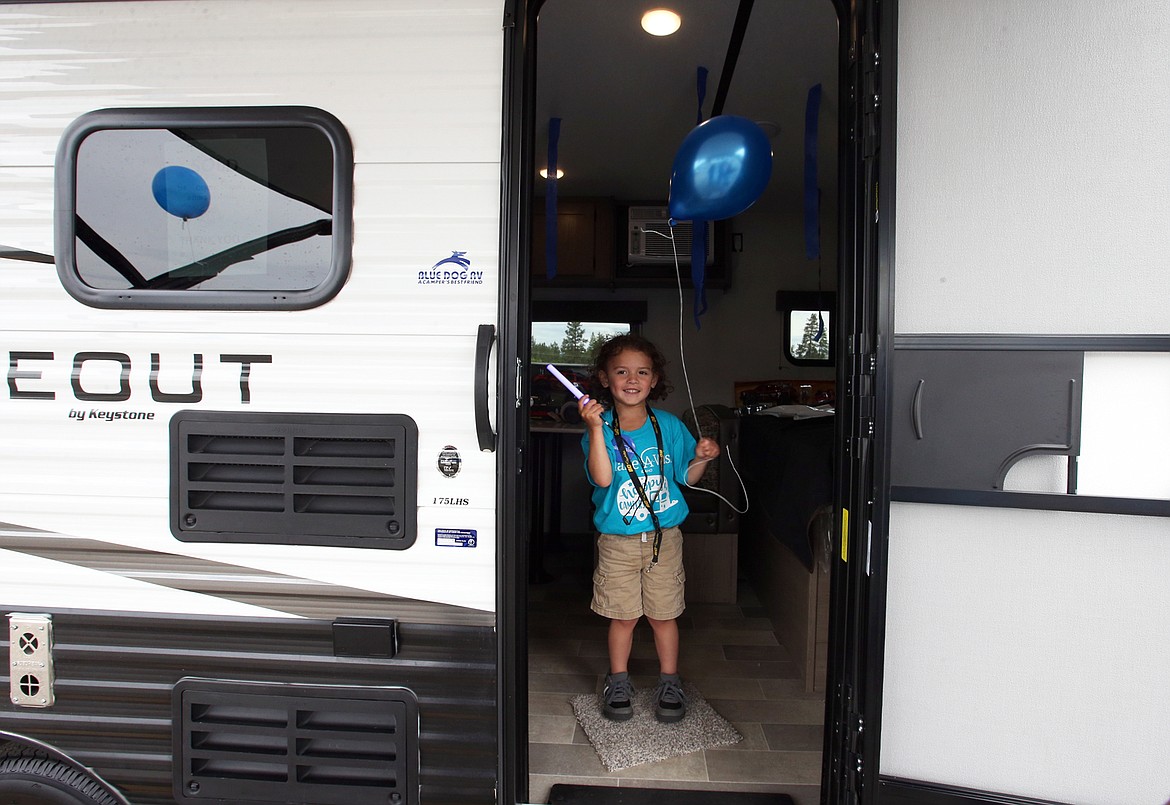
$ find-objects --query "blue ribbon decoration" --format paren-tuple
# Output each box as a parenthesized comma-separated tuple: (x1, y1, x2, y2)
(803, 84, 822, 261)
(545, 117, 561, 281)
(695, 66, 708, 125)
(691, 220, 708, 329)
(691, 66, 709, 328)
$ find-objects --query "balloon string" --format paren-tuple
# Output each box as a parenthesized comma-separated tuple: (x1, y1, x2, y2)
(184, 218, 195, 266)
(641, 227, 750, 515)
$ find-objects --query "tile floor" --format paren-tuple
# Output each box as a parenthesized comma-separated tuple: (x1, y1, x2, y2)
(526, 533, 825, 805)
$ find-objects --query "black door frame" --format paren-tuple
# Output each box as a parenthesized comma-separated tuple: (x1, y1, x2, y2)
(495, 1, 890, 802)
(498, 2, 535, 804)
(821, 0, 895, 801)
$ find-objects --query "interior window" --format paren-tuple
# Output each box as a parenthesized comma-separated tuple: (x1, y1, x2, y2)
(57, 108, 352, 309)
(531, 320, 630, 364)
(529, 300, 645, 420)
(530, 320, 630, 420)
(778, 291, 835, 367)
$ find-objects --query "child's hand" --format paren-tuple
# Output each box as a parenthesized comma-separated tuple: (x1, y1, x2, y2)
(695, 437, 719, 461)
(579, 396, 606, 430)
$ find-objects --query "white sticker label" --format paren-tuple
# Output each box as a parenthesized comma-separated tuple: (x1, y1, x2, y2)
(435, 528, 477, 548)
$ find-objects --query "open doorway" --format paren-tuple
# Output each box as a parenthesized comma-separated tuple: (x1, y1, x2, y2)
(522, 1, 840, 801)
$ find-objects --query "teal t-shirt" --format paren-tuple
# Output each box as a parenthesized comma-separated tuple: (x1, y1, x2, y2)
(581, 407, 696, 535)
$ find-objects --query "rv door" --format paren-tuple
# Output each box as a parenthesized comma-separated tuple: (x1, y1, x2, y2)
(867, 2, 1170, 805)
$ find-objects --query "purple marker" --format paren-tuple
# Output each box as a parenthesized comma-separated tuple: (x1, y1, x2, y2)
(546, 364, 585, 400)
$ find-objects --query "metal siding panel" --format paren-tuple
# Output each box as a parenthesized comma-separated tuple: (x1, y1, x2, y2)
(1, 161, 502, 336)
(0, 331, 497, 614)
(1, 5, 503, 797)
(0, 1, 503, 168)
(1, 611, 496, 804)
(0, 2, 504, 334)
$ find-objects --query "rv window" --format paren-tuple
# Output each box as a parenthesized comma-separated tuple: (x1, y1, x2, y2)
(56, 107, 353, 309)
(529, 300, 645, 418)
(531, 320, 632, 364)
(530, 321, 629, 419)
(777, 291, 835, 367)
(531, 300, 645, 361)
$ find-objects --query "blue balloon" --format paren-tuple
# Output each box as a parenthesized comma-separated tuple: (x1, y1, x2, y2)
(151, 166, 210, 220)
(668, 115, 772, 221)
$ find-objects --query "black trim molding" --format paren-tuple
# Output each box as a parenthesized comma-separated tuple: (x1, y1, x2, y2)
(895, 333, 1170, 352)
(891, 486, 1170, 518)
(879, 776, 1072, 805)
(532, 300, 648, 326)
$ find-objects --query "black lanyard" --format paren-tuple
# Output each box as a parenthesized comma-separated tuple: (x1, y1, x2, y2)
(611, 408, 666, 569)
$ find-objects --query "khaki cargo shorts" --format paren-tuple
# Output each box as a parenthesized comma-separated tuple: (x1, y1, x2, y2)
(590, 526, 685, 621)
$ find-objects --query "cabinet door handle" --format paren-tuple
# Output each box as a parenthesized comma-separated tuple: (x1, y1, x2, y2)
(474, 324, 496, 452)
(911, 378, 925, 440)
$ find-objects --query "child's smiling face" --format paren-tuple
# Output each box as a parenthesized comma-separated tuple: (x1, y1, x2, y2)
(599, 348, 658, 409)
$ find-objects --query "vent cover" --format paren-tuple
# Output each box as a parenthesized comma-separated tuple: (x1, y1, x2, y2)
(627, 205, 713, 265)
(171, 411, 417, 549)
(174, 679, 418, 805)
(7, 613, 55, 708)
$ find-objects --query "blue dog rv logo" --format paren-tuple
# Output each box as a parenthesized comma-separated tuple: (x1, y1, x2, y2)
(418, 251, 484, 285)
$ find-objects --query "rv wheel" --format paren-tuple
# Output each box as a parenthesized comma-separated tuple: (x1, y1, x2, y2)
(0, 756, 120, 804)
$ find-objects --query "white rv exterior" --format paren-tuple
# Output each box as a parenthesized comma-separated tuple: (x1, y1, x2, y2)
(2, 2, 505, 803)
(1, 1, 505, 615)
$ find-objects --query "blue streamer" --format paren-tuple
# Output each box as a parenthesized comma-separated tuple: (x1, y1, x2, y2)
(803, 84, 822, 260)
(691, 220, 707, 329)
(691, 66, 710, 328)
(695, 66, 708, 125)
(545, 117, 561, 281)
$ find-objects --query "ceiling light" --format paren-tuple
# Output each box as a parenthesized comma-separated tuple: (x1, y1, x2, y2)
(641, 9, 681, 37)
(756, 120, 781, 139)
(539, 168, 564, 179)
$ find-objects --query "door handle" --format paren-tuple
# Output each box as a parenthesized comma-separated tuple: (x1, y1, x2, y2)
(474, 324, 496, 452)
(911, 378, 925, 440)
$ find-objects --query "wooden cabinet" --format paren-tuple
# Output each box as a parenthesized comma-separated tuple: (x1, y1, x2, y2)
(531, 197, 615, 283)
(531, 196, 730, 289)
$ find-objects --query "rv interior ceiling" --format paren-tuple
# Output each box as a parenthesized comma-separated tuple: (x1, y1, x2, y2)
(535, 0, 838, 207)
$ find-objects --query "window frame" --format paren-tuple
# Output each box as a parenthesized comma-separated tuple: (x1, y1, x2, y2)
(55, 106, 354, 310)
(777, 290, 836, 367)
(528, 300, 646, 415)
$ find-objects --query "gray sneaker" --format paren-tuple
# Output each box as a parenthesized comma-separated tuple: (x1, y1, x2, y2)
(601, 672, 634, 721)
(653, 673, 687, 723)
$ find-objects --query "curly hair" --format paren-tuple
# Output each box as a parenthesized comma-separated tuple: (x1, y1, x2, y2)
(589, 333, 672, 404)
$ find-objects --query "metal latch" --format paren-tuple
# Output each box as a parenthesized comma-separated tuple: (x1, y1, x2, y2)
(8, 613, 55, 707)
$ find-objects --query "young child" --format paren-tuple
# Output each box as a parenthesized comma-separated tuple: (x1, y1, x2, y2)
(578, 334, 719, 722)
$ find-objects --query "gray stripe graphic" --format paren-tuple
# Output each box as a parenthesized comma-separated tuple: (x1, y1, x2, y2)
(0, 522, 493, 626)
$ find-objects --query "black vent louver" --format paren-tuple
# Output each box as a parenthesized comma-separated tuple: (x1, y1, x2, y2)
(174, 679, 418, 805)
(171, 411, 417, 549)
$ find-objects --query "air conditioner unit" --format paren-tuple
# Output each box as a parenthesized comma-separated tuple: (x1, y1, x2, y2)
(626, 206, 714, 265)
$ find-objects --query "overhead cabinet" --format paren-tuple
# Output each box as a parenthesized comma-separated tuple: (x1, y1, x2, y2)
(531, 197, 615, 283)
(532, 197, 729, 288)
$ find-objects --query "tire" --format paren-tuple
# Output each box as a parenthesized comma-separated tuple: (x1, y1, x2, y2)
(0, 756, 120, 805)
